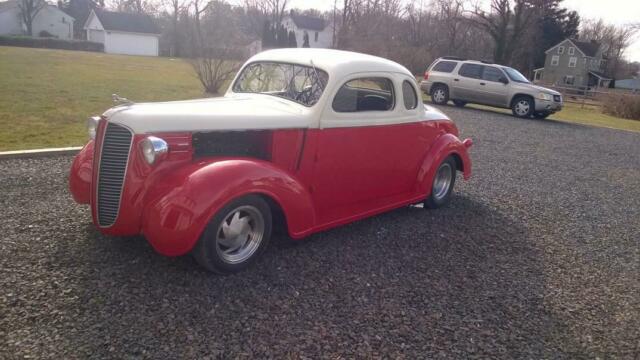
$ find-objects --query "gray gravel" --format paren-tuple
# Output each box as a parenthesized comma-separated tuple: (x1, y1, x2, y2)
(1, 106, 639, 359)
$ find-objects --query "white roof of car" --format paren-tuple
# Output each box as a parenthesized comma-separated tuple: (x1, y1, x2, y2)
(248, 48, 414, 78)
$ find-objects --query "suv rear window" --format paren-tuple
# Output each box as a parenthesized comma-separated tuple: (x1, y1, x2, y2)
(431, 61, 457, 73)
(458, 63, 483, 79)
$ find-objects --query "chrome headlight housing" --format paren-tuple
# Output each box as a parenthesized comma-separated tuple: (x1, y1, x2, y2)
(86, 116, 100, 140)
(140, 136, 168, 165)
(537, 92, 553, 101)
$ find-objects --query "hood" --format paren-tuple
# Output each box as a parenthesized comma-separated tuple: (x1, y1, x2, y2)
(513, 82, 561, 96)
(103, 94, 312, 133)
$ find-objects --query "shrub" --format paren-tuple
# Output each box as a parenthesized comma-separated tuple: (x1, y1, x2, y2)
(603, 93, 640, 120)
(38, 31, 55, 38)
(0, 36, 103, 52)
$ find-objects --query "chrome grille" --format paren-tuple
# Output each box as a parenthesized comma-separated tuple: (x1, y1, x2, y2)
(97, 123, 132, 227)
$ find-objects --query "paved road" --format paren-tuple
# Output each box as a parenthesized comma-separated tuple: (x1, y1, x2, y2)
(1, 106, 639, 358)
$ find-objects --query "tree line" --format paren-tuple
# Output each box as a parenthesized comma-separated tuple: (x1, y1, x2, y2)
(49, 0, 639, 93)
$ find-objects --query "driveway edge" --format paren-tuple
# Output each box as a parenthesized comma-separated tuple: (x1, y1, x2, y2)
(0, 146, 82, 160)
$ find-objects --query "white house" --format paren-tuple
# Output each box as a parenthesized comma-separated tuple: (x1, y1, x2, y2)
(0, 0, 74, 39)
(281, 12, 334, 49)
(84, 9, 160, 56)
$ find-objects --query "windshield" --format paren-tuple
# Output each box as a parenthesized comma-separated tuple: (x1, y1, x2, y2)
(503, 67, 530, 83)
(232, 61, 329, 107)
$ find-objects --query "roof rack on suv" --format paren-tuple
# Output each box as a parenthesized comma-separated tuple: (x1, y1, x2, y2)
(440, 56, 466, 61)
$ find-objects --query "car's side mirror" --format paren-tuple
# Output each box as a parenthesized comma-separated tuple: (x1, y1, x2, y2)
(499, 76, 509, 84)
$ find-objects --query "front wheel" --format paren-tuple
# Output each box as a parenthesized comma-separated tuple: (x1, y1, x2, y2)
(192, 195, 272, 274)
(425, 156, 457, 209)
(512, 96, 534, 118)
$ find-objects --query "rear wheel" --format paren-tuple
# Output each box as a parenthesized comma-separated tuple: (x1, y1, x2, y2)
(431, 85, 449, 105)
(453, 100, 467, 107)
(193, 195, 272, 274)
(512, 96, 534, 118)
(425, 156, 457, 209)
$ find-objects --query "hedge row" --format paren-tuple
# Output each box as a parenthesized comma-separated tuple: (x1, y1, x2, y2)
(0, 36, 104, 52)
(603, 93, 640, 121)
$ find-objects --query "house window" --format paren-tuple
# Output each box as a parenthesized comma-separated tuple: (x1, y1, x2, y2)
(568, 57, 577, 67)
(568, 47, 574, 55)
(583, 58, 587, 65)
(551, 55, 559, 66)
(564, 75, 575, 85)
(314, 32, 318, 42)
(558, 46, 565, 54)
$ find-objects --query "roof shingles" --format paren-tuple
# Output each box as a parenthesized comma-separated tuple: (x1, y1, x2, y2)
(95, 10, 160, 34)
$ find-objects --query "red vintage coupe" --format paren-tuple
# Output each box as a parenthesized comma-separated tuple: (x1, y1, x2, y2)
(70, 49, 473, 273)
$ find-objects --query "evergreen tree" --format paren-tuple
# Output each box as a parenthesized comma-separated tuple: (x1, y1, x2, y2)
(302, 31, 310, 48)
(532, 0, 580, 68)
(262, 21, 271, 48)
(288, 30, 297, 48)
(277, 24, 288, 48)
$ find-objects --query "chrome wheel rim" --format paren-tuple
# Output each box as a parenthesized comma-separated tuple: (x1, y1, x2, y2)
(215, 205, 265, 264)
(433, 163, 453, 201)
(515, 100, 530, 116)
(433, 89, 446, 103)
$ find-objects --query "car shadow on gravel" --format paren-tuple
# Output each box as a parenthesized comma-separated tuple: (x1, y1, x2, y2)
(60, 195, 551, 357)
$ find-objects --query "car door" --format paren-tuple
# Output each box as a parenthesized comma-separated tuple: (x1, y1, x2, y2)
(452, 63, 484, 102)
(311, 75, 432, 224)
(478, 66, 510, 107)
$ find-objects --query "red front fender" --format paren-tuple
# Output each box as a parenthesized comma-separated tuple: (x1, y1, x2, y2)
(140, 158, 316, 256)
(416, 133, 472, 195)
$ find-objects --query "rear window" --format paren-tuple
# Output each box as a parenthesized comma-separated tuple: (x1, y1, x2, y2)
(431, 61, 457, 73)
(459, 63, 483, 79)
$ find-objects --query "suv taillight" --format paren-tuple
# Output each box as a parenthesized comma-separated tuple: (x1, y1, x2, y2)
(424, 71, 429, 80)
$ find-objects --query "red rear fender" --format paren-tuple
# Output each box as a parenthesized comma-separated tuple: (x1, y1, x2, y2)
(141, 158, 316, 256)
(416, 133, 472, 195)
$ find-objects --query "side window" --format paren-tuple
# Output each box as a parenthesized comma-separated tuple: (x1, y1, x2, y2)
(431, 61, 457, 73)
(558, 46, 565, 54)
(402, 80, 418, 110)
(482, 66, 504, 82)
(551, 55, 559, 66)
(332, 77, 395, 112)
(458, 63, 483, 79)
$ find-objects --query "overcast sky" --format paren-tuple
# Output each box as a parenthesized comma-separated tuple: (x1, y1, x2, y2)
(285, 0, 640, 62)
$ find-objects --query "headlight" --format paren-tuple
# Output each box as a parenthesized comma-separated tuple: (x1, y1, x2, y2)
(86, 116, 100, 139)
(140, 136, 168, 165)
(537, 92, 553, 101)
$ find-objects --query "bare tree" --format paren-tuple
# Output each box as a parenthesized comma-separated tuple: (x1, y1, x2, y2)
(164, 0, 187, 56)
(18, 0, 46, 36)
(581, 19, 638, 79)
(243, 0, 288, 23)
(189, 0, 242, 94)
(471, 0, 536, 65)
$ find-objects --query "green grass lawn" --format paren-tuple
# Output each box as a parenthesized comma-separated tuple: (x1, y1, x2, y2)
(0, 46, 204, 151)
(1, 46, 638, 151)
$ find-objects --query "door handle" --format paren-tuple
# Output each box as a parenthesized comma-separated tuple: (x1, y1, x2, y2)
(453, 78, 459, 82)
(480, 82, 486, 85)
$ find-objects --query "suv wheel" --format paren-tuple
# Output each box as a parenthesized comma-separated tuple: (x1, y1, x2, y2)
(512, 96, 534, 118)
(431, 85, 449, 105)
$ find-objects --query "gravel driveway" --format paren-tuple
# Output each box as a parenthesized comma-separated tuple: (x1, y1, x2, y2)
(1, 106, 639, 359)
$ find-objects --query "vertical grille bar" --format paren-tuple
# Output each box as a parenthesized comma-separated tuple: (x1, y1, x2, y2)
(97, 123, 132, 227)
